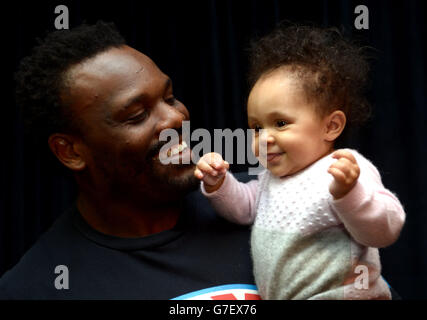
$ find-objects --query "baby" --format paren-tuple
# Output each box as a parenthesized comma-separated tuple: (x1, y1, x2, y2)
(194, 25, 405, 300)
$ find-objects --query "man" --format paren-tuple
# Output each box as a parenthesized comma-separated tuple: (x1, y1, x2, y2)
(0, 21, 257, 299)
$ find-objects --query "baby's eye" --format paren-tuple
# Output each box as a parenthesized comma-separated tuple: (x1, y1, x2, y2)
(276, 120, 287, 127)
(254, 125, 262, 133)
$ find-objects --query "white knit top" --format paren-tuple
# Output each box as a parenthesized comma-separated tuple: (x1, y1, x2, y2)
(202, 150, 405, 299)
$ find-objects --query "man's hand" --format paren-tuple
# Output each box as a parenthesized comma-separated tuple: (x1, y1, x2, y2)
(328, 150, 360, 200)
(194, 152, 229, 193)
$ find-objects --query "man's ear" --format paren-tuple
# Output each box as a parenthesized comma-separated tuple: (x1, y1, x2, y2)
(324, 110, 346, 142)
(48, 134, 86, 171)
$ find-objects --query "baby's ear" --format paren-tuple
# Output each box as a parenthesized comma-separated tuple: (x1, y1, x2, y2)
(324, 110, 346, 142)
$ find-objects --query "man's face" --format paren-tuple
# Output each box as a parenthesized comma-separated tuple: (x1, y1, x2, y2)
(64, 45, 197, 202)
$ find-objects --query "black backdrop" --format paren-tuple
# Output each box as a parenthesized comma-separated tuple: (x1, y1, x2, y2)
(1, 0, 426, 299)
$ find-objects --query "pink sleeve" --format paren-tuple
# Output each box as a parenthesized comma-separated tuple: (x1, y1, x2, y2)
(330, 153, 406, 248)
(201, 172, 258, 225)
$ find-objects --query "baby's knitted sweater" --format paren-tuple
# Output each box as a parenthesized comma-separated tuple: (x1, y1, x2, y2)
(202, 149, 405, 299)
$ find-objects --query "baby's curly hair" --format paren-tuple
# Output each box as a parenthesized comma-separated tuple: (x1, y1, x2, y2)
(248, 23, 372, 129)
(15, 21, 126, 142)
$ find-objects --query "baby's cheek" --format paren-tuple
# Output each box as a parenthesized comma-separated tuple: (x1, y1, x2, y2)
(252, 136, 267, 158)
(251, 137, 261, 158)
(252, 137, 270, 168)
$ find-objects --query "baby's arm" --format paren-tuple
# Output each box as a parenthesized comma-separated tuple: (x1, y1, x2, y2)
(195, 153, 258, 225)
(328, 150, 406, 248)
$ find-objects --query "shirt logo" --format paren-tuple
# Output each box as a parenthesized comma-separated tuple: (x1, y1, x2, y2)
(171, 284, 260, 300)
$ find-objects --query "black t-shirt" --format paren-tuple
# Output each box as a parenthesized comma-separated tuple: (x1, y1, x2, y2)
(0, 171, 401, 300)
(0, 182, 258, 299)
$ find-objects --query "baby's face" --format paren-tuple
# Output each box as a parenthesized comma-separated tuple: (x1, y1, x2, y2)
(247, 68, 333, 177)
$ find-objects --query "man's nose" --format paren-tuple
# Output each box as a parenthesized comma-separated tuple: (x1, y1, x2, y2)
(155, 102, 186, 134)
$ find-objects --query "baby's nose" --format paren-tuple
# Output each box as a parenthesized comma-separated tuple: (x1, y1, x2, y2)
(260, 129, 275, 144)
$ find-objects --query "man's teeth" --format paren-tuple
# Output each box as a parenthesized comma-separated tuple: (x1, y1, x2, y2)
(167, 141, 188, 157)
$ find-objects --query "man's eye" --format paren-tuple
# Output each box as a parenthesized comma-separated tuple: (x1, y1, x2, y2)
(165, 96, 177, 105)
(276, 120, 287, 127)
(128, 111, 147, 122)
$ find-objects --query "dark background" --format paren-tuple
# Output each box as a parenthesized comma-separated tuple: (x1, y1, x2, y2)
(1, 0, 426, 299)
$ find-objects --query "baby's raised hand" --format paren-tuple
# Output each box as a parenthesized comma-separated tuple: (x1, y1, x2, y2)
(194, 152, 229, 193)
(327, 150, 360, 199)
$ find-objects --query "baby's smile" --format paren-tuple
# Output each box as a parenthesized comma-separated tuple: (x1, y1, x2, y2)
(266, 152, 284, 163)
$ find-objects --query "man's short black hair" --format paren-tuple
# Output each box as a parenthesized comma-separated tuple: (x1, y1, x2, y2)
(15, 21, 126, 142)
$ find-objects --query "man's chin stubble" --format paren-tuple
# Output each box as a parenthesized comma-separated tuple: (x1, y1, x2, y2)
(152, 162, 199, 193)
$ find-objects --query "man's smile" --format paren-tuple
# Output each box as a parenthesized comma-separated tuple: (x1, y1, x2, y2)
(158, 140, 192, 164)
